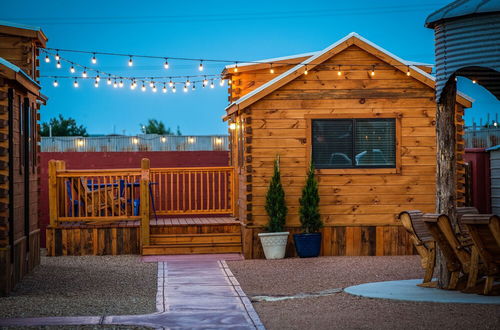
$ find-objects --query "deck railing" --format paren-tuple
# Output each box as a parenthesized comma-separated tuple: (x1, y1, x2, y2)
(48, 159, 236, 226)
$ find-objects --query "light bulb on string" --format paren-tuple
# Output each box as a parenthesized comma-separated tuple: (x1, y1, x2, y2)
(164, 58, 169, 69)
(219, 79, 225, 86)
(128, 56, 133, 66)
(94, 80, 99, 88)
(192, 83, 196, 91)
(73, 79, 79, 88)
(82, 69, 88, 78)
(152, 85, 157, 93)
(56, 61, 61, 69)
(113, 80, 118, 88)
(107, 76, 112, 85)
(337, 65, 342, 76)
(44, 55, 50, 63)
(199, 61, 204, 71)
(371, 66, 375, 76)
(203, 77, 208, 87)
(186, 79, 191, 86)
(53, 79, 58, 87)
(149, 80, 154, 88)
(228, 79, 232, 85)
(96, 73, 100, 82)
(472, 79, 477, 84)
(141, 82, 146, 92)
(183, 84, 188, 93)
(234, 62, 238, 73)
(162, 84, 167, 93)
(210, 80, 215, 88)
(406, 66, 411, 76)
(172, 85, 177, 93)
(55, 51, 60, 61)
(304, 65, 308, 75)
(91, 53, 97, 64)
(119, 80, 124, 88)
(70, 65, 75, 73)
(270, 63, 274, 74)
(169, 79, 173, 87)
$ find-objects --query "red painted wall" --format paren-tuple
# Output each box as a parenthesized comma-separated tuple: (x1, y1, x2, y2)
(39, 151, 229, 247)
(464, 148, 491, 213)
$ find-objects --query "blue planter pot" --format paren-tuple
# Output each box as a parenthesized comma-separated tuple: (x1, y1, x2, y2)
(293, 233, 322, 258)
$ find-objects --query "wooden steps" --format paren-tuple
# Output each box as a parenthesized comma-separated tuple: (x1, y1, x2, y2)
(143, 219, 243, 255)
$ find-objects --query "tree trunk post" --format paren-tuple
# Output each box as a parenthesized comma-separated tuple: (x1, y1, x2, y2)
(435, 78, 458, 288)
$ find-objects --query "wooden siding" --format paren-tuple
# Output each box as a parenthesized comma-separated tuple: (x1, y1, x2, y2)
(228, 45, 467, 257)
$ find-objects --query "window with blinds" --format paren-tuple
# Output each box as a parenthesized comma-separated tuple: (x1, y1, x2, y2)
(311, 119, 396, 169)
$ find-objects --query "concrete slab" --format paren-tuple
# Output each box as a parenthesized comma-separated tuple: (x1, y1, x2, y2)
(345, 279, 500, 304)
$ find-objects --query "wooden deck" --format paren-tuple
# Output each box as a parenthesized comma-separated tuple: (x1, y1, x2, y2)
(46, 217, 242, 256)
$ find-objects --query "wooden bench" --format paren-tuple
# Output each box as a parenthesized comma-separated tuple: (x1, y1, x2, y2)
(461, 214, 500, 295)
(398, 210, 436, 287)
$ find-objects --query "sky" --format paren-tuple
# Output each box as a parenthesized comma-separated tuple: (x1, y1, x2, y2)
(2, 0, 498, 135)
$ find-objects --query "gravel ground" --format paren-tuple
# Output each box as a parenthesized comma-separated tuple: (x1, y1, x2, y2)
(0, 255, 157, 318)
(228, 256, 500, 330)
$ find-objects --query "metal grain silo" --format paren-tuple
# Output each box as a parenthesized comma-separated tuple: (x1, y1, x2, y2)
(426, 0, 500, 101)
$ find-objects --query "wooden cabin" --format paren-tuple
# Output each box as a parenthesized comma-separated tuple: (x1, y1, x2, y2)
(222, 33, 472, 259)
(0, 22, 47, 295)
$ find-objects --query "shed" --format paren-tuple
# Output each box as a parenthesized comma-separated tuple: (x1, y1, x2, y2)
(222, 33, 472, 259)
(486, 145, 500, 215)
(0, 21, 46, 295)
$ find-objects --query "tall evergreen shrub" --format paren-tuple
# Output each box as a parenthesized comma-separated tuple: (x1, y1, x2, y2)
(265, 156, 287, 232)
(299, 162, 322, 233)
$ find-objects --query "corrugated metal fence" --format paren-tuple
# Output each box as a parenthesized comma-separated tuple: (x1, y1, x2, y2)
(464, 128, 500, 149)
(41, 135, 229, 152)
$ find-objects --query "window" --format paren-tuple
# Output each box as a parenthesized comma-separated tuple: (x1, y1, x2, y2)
(311, 118, 396, 169)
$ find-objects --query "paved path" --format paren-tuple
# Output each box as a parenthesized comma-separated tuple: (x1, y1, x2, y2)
(0, 257, 264, 329)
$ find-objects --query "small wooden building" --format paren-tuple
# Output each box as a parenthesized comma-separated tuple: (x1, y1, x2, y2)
(0, 22, 47, 295)
(222, 33, 472, 258)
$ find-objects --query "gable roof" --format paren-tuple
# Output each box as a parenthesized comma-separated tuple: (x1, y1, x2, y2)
(223, 32, 472, 120)
(0, 20, 47, 47)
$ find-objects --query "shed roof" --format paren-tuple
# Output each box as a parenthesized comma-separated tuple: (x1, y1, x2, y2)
(0, 20, 48, 47)
(426, 0, 500, 28)
(223, 32, 472, 119)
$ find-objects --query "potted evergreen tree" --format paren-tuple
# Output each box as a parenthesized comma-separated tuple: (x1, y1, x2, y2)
(294, 162, 323, 258)
(258, 156, 289, 259)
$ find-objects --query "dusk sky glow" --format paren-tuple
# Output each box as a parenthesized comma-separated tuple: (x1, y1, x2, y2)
(2, 0, 498, 135)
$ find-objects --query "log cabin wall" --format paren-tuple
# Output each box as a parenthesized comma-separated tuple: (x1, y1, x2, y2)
(226, 44, 469, 258)
(0, 23, 45, 295)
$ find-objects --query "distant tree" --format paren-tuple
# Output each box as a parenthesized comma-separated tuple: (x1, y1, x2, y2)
(141, 119, 181, 135)
(40, 114, 88, 137)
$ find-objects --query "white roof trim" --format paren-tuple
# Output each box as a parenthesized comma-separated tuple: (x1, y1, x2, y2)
(0, 57, 40, 88)
(225, 32, 472, 112)
(224, 51, 318, 69)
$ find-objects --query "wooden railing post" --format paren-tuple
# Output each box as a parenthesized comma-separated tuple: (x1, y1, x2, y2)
(48, 160, 58, 227)
(140, 158, 150, 249)
(231, 168, 237, 217)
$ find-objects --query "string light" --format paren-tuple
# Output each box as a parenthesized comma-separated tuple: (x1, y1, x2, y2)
(210, 80, 215, 88)
(119, 80, 124, 88)
(128, 56, 133, 66)
(304, 65, 308, 75)
(56, 60, 61, 69)
(203, 77, 208, 87)
(152, 84, 157, 93)
(94, 80, 99, 88)
(162, 83, 167, 93)
(192, 83, 196, 91)
(113, 79, 118, 88)
(130, 80, 136, 90)
(371, 66, 375, 76)
(219, 79, 225, 86)
(82, 69, 88, 78)
(141, 82, 146, 91)
(55, 51, 60, 61)
(96, 73, 100, 82)
(186, 79, 191, 86)
(169, 79, 173, 87)
(70, 65, 75, 73)
(149, 80, 154, 88)
(234, 62, 238, 73)
(228, 79, 232, 85)
(164, 58, 169, 69)
(337, 65, 342, 76)
(199, 60, 204, 71)
(406, 66, 411, 76)
(44, 55, 50, 63)
(91, 53, 97, 64)
(472, 79, 477, 84)
(73, 79, 79, 88)
(270, 63, 274, 74)
(53, 79, 58, 87)
(183, 84, 188, 92)
(172, 85, 177, 93)
(107, 75, 112, 85)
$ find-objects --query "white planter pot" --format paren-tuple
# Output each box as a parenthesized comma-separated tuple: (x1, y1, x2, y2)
(258, 232, 289, 259)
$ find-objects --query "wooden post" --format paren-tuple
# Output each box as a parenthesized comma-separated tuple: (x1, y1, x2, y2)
(140, 158, 150, 249)
(435, 78, 458, 288)
(48, 160, 58, 227)
(231, 168, 237, 217)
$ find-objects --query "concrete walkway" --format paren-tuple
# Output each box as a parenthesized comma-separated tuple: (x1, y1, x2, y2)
(345, 279, 500, 304)
(0, 256, 264, 329)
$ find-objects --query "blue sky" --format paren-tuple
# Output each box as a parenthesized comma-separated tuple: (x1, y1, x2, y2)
(2, 0, 498, 135)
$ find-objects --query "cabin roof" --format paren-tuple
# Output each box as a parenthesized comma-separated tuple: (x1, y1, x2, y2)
(0, 57, 43, 95)
(426, 0, 500, 28)
(223, 32, 472, 120)
(0, 20, 48, 47)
